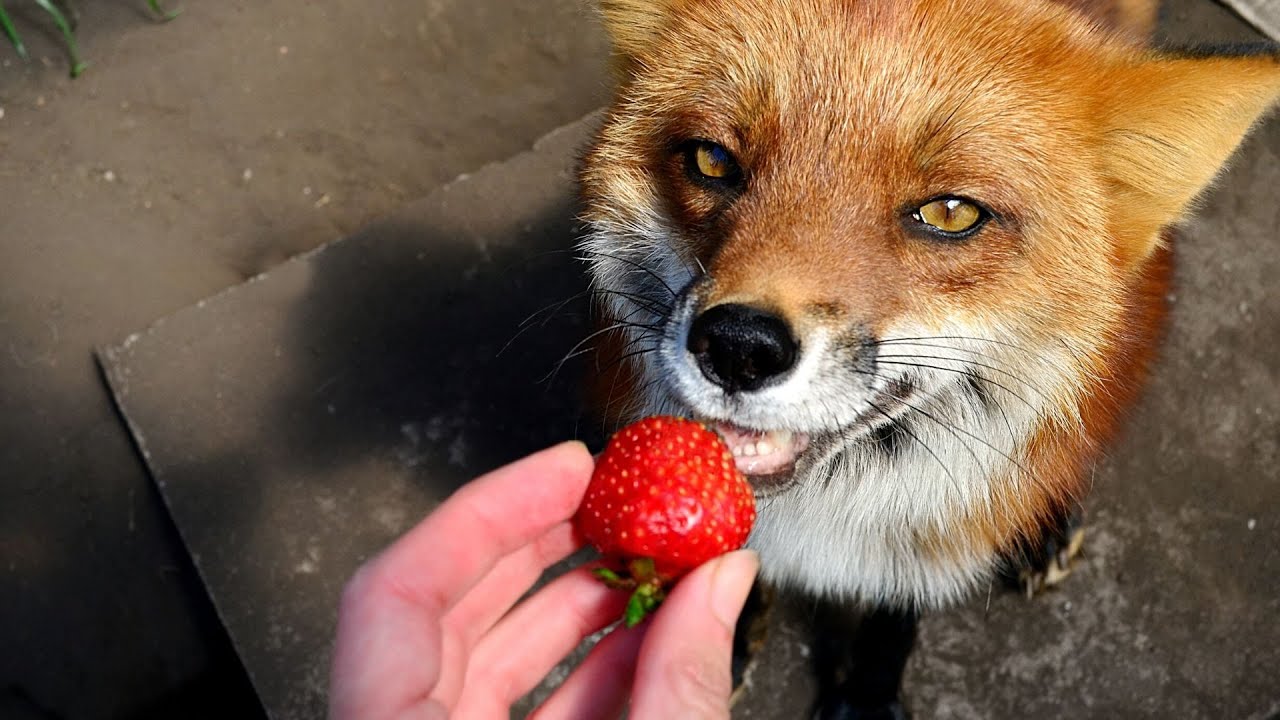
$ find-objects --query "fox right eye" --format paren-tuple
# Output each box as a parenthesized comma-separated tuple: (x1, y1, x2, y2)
(907, 196, 990, 240)
(684, 141, 742, 187)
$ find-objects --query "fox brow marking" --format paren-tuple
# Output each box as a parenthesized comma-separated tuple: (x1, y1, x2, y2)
(915, 14, 1067, 167)
(916, 60, 1003, 164)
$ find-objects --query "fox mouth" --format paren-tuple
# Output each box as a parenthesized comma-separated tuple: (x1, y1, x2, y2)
(702, 378, 917, 494)
(709, 421, 812, 493)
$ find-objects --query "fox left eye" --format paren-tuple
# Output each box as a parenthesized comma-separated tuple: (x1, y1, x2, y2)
(911, 197, 987, 237)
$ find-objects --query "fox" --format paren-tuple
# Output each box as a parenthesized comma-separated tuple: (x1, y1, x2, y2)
(575, 0, 1280, 715)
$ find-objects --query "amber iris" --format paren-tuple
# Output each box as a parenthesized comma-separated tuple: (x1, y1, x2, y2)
(916, 198, 983, 234)
(693, 142, 735, 179)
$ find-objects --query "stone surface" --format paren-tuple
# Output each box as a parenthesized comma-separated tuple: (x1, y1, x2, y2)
(1221, 0, 1280, 39)
(100, 119, 604, 720)
(0, 2, 608, 717)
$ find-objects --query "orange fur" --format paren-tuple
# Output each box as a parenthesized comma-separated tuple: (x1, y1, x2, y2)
(581, 0, 1280, 601)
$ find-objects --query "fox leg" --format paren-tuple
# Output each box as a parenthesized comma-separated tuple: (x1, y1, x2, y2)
(808, 602, 917, 720)
(1000, 505, 1087, 598)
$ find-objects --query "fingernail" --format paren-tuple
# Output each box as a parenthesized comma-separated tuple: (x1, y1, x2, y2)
(709, 549, 760, 629)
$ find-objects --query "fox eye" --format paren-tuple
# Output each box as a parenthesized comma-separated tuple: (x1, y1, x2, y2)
(911, 197, 987, 237)
(687, 141, 740, 183)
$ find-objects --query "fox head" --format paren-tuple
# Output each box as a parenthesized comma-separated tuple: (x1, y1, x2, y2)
(579, 0, 1280, 605)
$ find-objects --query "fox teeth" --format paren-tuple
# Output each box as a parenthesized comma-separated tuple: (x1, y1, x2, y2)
(729, 430, 794, 458)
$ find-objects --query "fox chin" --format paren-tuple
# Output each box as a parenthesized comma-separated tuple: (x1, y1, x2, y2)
(576, 0, 1280, 714)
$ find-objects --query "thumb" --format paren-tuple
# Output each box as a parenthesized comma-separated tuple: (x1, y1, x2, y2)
(629, 550, 760, 720)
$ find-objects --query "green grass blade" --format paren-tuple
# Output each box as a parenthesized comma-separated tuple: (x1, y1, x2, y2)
(0, 4, 30, 60)
(147, 0, 181, 21)
(30, 0, 87, 76)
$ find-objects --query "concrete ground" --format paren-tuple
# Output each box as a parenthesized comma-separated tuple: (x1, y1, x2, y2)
(0, 1, 1276, 719)
(1, 2, 608, 717)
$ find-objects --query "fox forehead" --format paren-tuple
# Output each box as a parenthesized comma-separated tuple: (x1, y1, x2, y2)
(625, 0, 1105, 126)
(614, 0, 1116, 229)
(589, 0, 1280, 328)
(599, 0, 1126, 311)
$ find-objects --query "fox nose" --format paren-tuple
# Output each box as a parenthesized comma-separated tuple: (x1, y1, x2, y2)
(687, 304, 798, 393)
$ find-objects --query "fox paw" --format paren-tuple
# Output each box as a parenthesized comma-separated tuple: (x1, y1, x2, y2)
(1017, 524, 1085, 597)
(1000, 508, 1086, 598)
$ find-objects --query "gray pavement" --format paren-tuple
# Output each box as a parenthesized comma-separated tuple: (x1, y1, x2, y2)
(0, 1, 607, 718)
(100, 120, 604, 720)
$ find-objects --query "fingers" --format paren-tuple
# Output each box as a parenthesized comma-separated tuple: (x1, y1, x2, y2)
(370, 441, 594, 612)
(629, 550, 759, 720)
(329, 442, 593, 720)
(456, 567, 630, 713)
(330, 571, 448, 720)
(529, 622, 648, 720)
(429, 521, 582, 707)
(442, 521, 581, 650)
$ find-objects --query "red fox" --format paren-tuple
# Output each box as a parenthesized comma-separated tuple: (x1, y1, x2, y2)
(578, 0, 1280, 714)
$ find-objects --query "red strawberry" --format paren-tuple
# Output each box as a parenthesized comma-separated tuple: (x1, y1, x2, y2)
(575, 416, 756, 627)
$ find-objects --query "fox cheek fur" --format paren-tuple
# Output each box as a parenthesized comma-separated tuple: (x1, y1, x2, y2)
(580, 0, 1280, 610)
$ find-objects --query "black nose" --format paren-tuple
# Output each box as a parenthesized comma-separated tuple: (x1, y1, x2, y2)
(686, 304, 798, 393)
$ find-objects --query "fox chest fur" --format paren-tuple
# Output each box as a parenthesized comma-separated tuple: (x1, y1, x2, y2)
(578, 0, 1280, 608)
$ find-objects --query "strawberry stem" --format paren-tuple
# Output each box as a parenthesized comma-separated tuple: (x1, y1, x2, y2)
(622, 558, 666, 627)
(624, 579, 666, 628)
(592, 566, 632, 589)
(592, 557, 669, 627)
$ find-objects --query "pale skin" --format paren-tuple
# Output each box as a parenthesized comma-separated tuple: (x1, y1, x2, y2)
(329, 441, 760, 720)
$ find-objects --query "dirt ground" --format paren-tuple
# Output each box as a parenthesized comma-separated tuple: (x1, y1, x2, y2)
(1, 0, 1276, 718)
(0, 1, 608, 717)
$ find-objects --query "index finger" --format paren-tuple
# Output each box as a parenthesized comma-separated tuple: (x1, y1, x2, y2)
(365, 440, 594, 613)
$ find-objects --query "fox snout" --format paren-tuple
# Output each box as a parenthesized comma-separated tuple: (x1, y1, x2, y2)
(661, 278, 884, 450)
(687, 303, 799, 394)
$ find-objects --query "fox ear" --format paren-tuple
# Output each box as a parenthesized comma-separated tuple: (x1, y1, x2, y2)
(1102, 52, 1280, 261)
(598, 0, 681, 58)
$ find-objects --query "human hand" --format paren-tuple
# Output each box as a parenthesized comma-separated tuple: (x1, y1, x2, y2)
(329, 440, 760, 720)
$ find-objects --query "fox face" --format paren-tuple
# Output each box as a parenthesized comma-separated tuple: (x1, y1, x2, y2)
(580, 0, 1280, 607)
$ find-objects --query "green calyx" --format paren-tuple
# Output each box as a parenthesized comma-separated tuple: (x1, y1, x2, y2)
(592, 557, 668, 628)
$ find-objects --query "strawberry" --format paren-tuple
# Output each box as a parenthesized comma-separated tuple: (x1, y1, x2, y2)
(575, 416, 756, 627)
